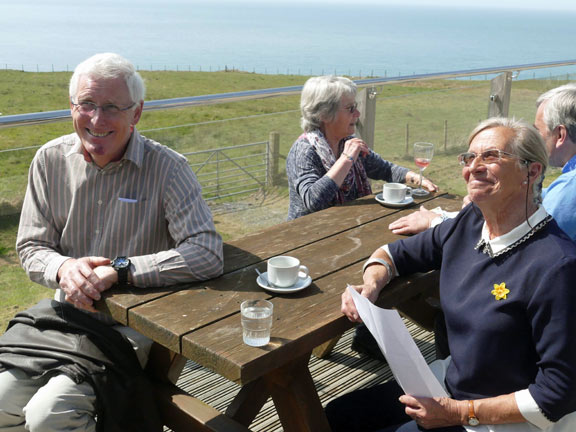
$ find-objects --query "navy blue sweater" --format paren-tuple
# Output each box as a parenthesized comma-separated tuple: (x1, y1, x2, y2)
(389, 204, 576, 422)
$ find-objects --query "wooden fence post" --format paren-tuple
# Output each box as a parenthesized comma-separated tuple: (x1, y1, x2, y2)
(268, 132, 280, 186)
(488, 71, 512, 117)
(356, 87, 377, 150)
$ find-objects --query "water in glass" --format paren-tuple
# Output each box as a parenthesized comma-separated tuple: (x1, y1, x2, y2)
(241, 303, 273, 346)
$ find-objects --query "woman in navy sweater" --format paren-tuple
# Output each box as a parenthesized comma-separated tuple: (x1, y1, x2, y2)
(286, 75, 437, 221)
(330, 117, 576, 431)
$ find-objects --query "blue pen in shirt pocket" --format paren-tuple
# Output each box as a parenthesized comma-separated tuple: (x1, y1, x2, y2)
(118, 197, 138, 203)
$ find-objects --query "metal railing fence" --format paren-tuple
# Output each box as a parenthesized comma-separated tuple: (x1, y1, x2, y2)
(2, 60, 576, 130)
(1, 60, 576, 216)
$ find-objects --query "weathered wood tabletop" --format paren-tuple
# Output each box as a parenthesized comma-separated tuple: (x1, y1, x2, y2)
(98, 192, 462, 432)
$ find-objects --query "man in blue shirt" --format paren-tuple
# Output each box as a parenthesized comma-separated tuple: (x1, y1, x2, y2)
(533, 84, 576, 241)
(389, 84, 576, 242)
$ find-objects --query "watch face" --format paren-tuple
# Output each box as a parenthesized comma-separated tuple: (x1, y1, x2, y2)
(113, 257, 130, 269)
(468, 418, 480, 426)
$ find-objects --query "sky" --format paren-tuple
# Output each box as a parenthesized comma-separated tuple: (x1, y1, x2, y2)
(263, 0, 576, 11)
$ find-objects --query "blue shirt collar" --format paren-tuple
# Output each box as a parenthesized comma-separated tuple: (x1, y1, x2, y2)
(562, 153, 576, 174)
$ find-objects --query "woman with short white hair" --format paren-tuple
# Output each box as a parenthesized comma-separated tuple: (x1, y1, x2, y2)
(286, 75, 437, 220)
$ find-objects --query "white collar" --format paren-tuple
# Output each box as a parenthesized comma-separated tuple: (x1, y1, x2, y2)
(476, 206, 550, 257)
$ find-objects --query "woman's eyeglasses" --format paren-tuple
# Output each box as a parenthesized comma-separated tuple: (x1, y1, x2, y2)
(342, 103, 358, 114)
(457, 149, 529, 167)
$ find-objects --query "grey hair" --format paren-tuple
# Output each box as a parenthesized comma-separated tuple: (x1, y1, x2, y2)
(468, 117, 548, 203)
(69, 53, 146, 104)
(300, 76, 357, 132)
(536, 83, 576, 142)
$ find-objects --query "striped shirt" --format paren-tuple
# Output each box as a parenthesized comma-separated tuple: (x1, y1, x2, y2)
(17, 129, 223, 298)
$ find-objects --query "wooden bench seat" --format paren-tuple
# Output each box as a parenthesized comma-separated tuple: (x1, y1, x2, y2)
(146, 344, 252, 431)
(154, 380, 252, 432)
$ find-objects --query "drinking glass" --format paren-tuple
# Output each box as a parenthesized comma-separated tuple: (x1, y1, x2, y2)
(241, 299, 273, 346)
(412, 142, 434, 197)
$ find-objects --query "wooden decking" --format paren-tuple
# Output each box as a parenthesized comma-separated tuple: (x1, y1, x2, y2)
(167, 319, 437, 431)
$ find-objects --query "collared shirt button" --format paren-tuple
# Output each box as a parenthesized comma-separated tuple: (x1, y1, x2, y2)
(95, 229, 100, 234)
(98, 200, 103, 205)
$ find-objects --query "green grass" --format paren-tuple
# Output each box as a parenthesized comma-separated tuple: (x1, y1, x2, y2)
(0, 69, 571, 333)
(0, 70, 482, 211)
(0, 214, 52, 332)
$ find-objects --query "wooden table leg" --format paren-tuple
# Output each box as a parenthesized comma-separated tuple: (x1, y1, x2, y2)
(146, 342, 188, 384)
(226, 353, 331, 431)
(266, 352, 332, 432)
(226, 378, 271, 426)
(312, 336, 341, 359)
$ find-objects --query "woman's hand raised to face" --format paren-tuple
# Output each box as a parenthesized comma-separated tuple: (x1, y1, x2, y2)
(328, 137, 371, 186)
(342, 138, 370, 161)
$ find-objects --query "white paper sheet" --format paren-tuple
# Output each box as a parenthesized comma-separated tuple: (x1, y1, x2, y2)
(348, 285, 448, 398)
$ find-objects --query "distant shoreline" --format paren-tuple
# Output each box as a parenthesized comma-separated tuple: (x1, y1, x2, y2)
(3, 2, 576, 78)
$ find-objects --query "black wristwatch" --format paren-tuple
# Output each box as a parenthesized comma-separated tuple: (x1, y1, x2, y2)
(111, 256, 131, 285)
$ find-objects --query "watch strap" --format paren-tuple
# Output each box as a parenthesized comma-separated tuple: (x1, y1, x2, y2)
(112, 256, 131, 285)
(116, 266, 128, 285)
(467, 400, 480, 426)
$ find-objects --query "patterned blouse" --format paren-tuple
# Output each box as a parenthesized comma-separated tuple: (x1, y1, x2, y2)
(286, 131, 409, 220)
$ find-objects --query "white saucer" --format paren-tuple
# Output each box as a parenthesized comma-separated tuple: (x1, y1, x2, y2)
(375, 193, 414, 208)
(256, 272, 313, 294)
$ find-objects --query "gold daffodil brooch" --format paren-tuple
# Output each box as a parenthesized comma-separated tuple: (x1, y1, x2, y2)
(491, 282, 510, 300)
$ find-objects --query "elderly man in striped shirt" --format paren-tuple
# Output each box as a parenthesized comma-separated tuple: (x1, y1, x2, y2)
(0, 53, 223, 432)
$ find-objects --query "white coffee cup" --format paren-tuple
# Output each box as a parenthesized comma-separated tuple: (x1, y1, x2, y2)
(267, 256, 309, 287)
(383, 183, 412, 203)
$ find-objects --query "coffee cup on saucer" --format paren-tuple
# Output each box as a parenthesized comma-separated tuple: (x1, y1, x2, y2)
(383, 183, 412, 203)
(267, 256, 309, 287)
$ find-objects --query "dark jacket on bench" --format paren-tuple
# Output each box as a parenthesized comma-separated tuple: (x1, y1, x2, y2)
(0, 299, 162, 432)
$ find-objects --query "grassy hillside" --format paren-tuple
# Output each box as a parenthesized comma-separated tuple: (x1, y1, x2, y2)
(0, 69, 569, 332)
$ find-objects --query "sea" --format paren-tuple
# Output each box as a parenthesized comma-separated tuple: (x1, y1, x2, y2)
(2, 0, 576, 78)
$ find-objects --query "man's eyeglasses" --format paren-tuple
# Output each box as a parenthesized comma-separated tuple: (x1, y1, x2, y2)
(457, 149, 529, 167)
(71, 100, 136, 116)
(343, 102, 358, 114)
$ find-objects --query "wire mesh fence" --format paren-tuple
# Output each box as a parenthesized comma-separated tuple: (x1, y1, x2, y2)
(184, 141, 270, 201)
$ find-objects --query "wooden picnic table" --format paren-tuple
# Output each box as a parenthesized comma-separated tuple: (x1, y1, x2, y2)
(97, 192, 462, 432)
